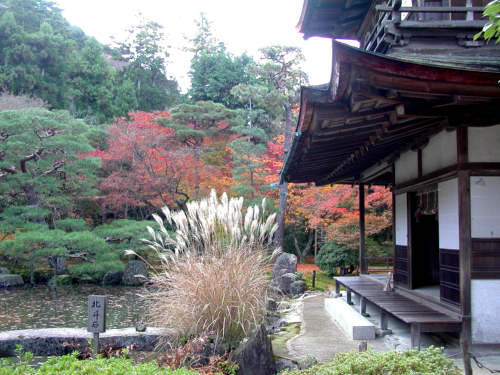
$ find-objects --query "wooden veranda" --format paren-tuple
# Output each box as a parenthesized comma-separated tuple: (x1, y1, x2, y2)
(334, 275, 462, 348)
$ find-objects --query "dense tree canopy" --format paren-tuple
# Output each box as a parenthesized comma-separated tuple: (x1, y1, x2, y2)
(0, 8, 395, 284)
(0, 3, 180, 123)
(110, 16, 180, 111)
(0, 108, 100, 226)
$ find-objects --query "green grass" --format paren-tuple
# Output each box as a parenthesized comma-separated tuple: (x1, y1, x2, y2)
(272, 322, 301, 348)
(271, 322, 301, 361)
(303, 270, 335, 292)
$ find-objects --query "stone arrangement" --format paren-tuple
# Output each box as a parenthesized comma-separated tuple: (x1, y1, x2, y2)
(271, 252, 297, 295)
(0, 268, 23, 287)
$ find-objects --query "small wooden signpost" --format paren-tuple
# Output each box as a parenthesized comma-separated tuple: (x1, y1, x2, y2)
(87, 295, 107, 358)
(383, 272, 393, 292)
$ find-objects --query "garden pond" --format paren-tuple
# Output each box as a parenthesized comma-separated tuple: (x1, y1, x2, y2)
(0, 285, 145, 331)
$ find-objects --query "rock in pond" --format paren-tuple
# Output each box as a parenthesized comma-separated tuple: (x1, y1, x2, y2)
(103, 271, 123, 285)
(0, 274, 24, 287)
(123, 261, 148, 285)
(48, 275, 73, 286)
(56, 257, 68, 274)
(77, 275, 95, 284)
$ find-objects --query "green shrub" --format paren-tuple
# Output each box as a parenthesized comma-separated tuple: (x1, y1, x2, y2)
(279, 347, 461, 375)
(316, 238, 392, 276)
(69, 252, 124, 280)
(0, 351, 198, 374)
(55, 218, 90, 233)
(315, 241, 357, 277)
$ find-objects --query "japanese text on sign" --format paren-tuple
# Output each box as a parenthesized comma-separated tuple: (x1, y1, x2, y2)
(87, 295, 107, 333)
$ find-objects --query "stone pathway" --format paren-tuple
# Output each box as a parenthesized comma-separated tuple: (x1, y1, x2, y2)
(285, 295, 390, 362)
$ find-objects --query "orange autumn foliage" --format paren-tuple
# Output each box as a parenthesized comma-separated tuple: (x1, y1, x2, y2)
(95, 111, 231, 215)
(263, 135, 392, 247)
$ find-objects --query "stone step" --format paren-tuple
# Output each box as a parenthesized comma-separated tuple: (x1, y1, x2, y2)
(324, 298, 375, 340)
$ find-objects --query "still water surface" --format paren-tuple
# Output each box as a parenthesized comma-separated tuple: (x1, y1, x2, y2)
(0, 285, 145, 331)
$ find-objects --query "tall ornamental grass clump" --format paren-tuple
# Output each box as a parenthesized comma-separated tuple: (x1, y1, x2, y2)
(130, 190, 278, 345)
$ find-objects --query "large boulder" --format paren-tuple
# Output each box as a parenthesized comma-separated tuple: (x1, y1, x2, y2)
(290, 280, 307, 297)
(48, 275, 72, 286)
(77, 275, 95, 284)
(56, 258, 68, 274)
(182, 335, 231, 368)
(275, 359, 298, 373)
(229, 324, 276, 375)
(123, 261, 148, 285)
(48, 257, 68, 275)
(0, 275, 24, 287)
(271, 253, 297, 294)
(103, 271, 123, 285)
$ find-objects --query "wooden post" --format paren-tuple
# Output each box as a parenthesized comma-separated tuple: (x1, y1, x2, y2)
(457, 126, 472, 344)
(410, 323, 421, 350)
(381, 310, 389, 330)
(93, 332, 99, 358)
(359, 183, 367, 274)
(460, 338, 473, 375)
(88, 295, 107, 359)
(360, 297, 370, 317)
(346, 287, 353, 305)
(359, 341, 368, 352)
(312, 270, 316, 288)
(383, 272, 393, 292)
(53, 258, 57, 289)
(30, 259, 34, 286)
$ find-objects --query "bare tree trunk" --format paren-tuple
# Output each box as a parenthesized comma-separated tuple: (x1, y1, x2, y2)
(23, 185, 45, 225)
(274, 104, 294, 249)
(30, 258, 34, 286)
(274, 181, 288, 249)
(293, 229, 315, 263)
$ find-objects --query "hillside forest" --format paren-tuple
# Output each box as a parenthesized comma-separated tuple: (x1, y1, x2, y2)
(0, 0, 393, 283)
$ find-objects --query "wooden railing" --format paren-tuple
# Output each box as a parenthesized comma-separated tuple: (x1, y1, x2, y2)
(362, 0, 487, 52)
(376, 0, 485, 25)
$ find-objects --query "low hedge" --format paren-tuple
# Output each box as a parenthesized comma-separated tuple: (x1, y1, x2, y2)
(0, 351, 198, 375)
(279, 347, 461, 375)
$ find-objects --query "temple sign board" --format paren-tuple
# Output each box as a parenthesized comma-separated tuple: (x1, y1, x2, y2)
(87, 295, 107, 333)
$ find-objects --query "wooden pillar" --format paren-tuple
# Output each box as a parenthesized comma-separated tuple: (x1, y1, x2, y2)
(359, 183, 367, 274)
(457, 126, 472, 344)
(360, 297, 370, 317)
(391, 164, 397, 282)
(380, 310, 389, 330)
(346, 288, 354, 305)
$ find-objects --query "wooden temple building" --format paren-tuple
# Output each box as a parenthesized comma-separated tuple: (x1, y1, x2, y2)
(281, 0, 500, 348)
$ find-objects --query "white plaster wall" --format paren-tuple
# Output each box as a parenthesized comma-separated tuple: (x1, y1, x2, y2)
(438, 179, 459, 249)
(469, 125, 500, 162)
(395, 193, 408, 246)
(470, 176, 500, 238)
(395, 151, 418, 185)
(422, 130, 457, 175)
(472, 280, 500, 344)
